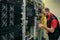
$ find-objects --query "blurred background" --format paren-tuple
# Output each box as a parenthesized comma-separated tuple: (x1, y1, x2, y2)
(42, 0, 60, 23)
(0, 0, 60, 40)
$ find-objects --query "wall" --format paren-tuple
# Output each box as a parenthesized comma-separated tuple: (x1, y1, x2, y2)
(42, 0, 60, 23)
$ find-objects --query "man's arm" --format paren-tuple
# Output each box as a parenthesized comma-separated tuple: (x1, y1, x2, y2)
(42, 26, 55, 33)
(38, 24, 55, 33)
(38, 19, 57, 33)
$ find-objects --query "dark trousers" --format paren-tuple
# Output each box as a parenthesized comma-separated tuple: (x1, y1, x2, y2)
(49, 39, 58, 40)
(49, 38, 58, 40)
(49, 35, 58, 40)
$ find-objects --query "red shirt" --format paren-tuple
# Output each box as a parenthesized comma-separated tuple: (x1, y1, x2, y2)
(47, 13, 58, 28)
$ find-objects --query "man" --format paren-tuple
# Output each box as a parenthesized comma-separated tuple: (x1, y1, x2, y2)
(38, 8, 60, 40)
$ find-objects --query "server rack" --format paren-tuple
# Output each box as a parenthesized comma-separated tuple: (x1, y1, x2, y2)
(0, 0, 23, 40)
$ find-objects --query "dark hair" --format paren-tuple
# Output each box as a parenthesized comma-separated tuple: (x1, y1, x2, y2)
(45, 8, 50, 12)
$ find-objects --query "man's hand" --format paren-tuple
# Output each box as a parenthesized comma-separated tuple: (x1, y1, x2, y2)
(38, 23, 55, 33)
(38, 23, 44, 28)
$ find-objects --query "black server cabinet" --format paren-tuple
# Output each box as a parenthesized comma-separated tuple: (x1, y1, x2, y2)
(0, 0, 23, 40)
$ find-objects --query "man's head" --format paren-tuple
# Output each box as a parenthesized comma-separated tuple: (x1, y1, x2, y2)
(43, 8, 50, 16)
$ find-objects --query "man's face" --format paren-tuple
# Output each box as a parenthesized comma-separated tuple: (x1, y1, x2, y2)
(43, 9, 49, 16)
